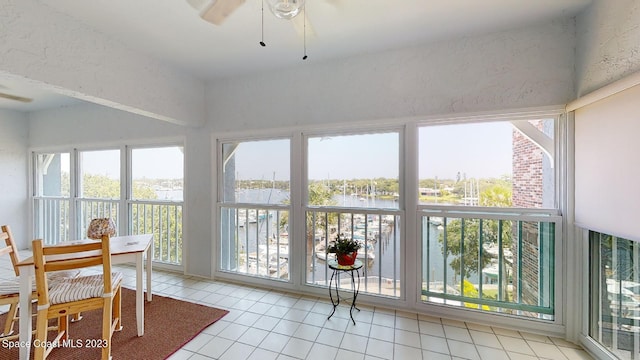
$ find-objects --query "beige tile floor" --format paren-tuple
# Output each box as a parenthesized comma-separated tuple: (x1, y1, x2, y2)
(0, 252, 594, 360)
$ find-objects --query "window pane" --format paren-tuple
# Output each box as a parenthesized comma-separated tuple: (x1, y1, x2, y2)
(305, 132, 402, 298)
(307, 133, 399, 209)
(222, 139, 290, 205)
(79, 149, 120, 199)
(34, 152, 70, 197)
(590, 231, 640, 359)
(421, 213, 556, 319)
(418, 120, 554, 208)
(33, 152, 70, 244)
(219, 139, 291, 281)
(131, 146, 184, 201)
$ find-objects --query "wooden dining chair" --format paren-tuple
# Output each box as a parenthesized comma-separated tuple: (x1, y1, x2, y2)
(0, 227, 22, 338)
(32, 234, 123, 360)
(0, 225, 81, 339)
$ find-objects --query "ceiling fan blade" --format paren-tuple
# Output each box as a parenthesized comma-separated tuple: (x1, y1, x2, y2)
(0, 92, 33, 103)
(201, 0, 246, 25)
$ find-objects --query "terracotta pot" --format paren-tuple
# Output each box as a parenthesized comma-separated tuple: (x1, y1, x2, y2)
(337, 251, 357, 266)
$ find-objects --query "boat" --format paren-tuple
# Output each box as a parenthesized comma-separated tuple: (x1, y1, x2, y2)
(238, 249, 289, 279)
(258, 244, 289, 260)
(482, 243, 513, 263)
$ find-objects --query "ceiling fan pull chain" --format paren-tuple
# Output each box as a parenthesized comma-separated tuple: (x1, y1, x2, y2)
(260, 0, 266, 47)
(302, 5, 308, 60)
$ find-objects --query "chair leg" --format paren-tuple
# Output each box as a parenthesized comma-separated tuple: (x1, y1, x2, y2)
(59, 315, 69, 341)
(101, 299, 113, 360)
(113, 286, 122, 331)
(70, 312, 83, 322)
(33, 309, 49, 360)
(2, 303, 18, 336)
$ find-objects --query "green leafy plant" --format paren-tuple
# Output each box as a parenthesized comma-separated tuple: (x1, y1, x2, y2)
(327, 233, 361, 255)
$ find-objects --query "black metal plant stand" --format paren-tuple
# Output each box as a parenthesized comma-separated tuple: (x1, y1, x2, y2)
(327, 259, 363, 325)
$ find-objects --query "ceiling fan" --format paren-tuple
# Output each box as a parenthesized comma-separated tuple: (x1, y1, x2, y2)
(0, 84, 33, 103)
(186, 0, 307, 25)
(187, 0, 324, 59)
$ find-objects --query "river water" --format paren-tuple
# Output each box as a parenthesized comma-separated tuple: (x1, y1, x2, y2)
(233, 189, 464, 287)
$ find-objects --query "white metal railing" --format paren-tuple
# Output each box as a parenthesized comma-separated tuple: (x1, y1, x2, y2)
(306, 207, 402, 298)
(420, 206, 561, 320)
(79, 198, 119, 236)
(219, 204, 290, 280)
(33, 197, 183, 266)
(130, 201, 183, 265)
(33, 197, 70, 245)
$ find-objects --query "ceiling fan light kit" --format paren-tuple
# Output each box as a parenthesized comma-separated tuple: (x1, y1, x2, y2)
(265, 0, 306, 19)
(188, 0, 309, 60)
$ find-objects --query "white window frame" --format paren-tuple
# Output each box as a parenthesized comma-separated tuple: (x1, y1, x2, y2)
(212, 106, 568, 335)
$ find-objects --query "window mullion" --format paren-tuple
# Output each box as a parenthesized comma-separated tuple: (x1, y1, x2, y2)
(121, 145, 129, 235)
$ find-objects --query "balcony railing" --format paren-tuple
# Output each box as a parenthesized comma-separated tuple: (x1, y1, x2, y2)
(306, 208, 402, 298)
(420, 207, 561, 320)
(219, 205, 290, 281)
(79, 198, 119, 236)
(33, 197, 70, 245)
(130, 201, 183, 265)
(33, 197, 183, 266)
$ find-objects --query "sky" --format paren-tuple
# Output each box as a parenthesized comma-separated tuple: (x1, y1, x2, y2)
(61, 146, 184, 179)
(419, 122, 513, 179)
(232, 121, 515, 181)
(59, 122, 518, 182)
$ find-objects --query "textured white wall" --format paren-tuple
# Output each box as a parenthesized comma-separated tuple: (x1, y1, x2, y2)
(576, 0, 640, 97)
(0, 110, 29, 249)
(0, 0, 206, 127)
(207, 18, 576, 132)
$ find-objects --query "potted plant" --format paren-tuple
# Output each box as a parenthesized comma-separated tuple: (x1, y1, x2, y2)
(327, 233, 361, 266)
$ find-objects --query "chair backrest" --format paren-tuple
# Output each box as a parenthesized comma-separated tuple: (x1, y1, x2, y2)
(32, 235, 113, 307)
(0, 225, 21, 277)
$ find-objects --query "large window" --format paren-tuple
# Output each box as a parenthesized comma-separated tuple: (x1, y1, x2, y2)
(77, 149, 120, 236)
(218, 139, 291, 280)
(419, 119, 561, 319)
(418, 120, 555, 208)
(305, 132, 402, 297)
(130, 146, 184, 264)
(215, 112, 563, 326)
(307, 133, 399, 209)
(32, 144, 184, 266)
(131, 147, 183, 201)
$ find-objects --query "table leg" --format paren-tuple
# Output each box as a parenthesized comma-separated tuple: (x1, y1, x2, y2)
(18, 267, 33, 360)
(348, 269, 361, 325)
(327, 269, 339, 320)
(146, 246, 152, 302)
(136, 253, 144, 336)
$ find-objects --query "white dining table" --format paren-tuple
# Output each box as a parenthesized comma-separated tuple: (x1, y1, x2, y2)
(16, 234, 153, 360)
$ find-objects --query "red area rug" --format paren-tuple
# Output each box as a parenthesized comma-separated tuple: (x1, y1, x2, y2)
(0, 288, 228, 359)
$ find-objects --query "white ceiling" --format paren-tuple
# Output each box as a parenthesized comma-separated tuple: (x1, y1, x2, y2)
(1, 0, 592, 111)
(0, 77, 84, 112)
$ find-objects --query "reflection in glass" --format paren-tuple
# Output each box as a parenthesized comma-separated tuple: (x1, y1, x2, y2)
(590, 231, 640, 360)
